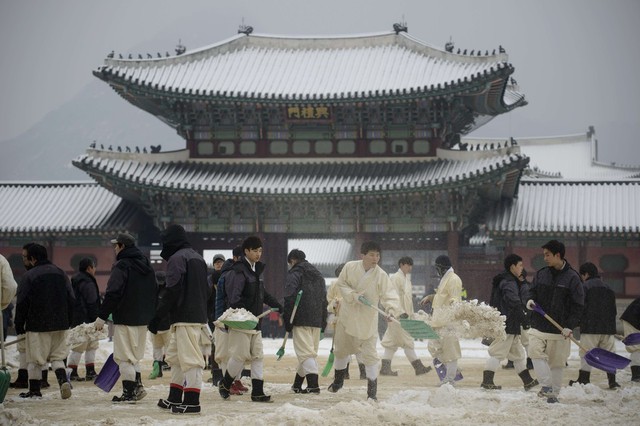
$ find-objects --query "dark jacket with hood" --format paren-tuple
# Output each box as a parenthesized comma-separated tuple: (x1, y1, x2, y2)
(579, 276, 617, 334)
(99, 246, 157, 326)
(621, 296, 640, 330)
(490, 271, 528, 335)
(15, 260, 75, 334)
(214, 258, 235, 321)
(284, 260, 328, 332)
(71, 270, 100, 326)
(529, 261, 584, 334)
(150, 224, 208, 328)
(225, 256, 282, 330)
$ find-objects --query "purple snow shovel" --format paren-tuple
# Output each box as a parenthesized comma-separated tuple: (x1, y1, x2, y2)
(531, 303, 630, 374)
(622, 332, 640, 346)
(94, 353, 120, 392)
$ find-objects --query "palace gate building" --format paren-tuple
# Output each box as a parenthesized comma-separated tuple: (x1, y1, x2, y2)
(1, 26, 638, 305)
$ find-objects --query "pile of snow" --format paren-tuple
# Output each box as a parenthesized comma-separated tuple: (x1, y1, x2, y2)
(67, 323, 107, 347)
(416, 300, 507, 340)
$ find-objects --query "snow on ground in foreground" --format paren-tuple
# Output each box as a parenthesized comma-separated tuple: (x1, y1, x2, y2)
(0, 337, 637, 425)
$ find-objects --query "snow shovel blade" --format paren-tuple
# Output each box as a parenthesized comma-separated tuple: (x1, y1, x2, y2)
(531, 302, 630, 374)
(433, 358, 463, 382)
(0, 367, 10, 404)
(94, 353, 120, 392)
(584, 348, 630, 374)
(399, 319, 439, 339)
(321, 348, 335, 377)
(622, 332, 640, 346)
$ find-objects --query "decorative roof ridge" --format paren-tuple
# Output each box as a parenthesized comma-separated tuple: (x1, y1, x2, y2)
(0, 180, 96, 186)
(592, 159, 640, 170)
(101, 30, 509, 69)
(520, 177, 640, 185)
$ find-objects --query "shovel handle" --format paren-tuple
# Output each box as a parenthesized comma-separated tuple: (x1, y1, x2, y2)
(257, 307, 279, 320)
(358, 296, 400, 325)
(532, 303, 588, 352)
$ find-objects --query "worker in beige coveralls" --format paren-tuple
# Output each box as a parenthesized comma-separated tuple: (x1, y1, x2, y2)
(327, 241, 401, 401)
(380, 256, 432, 377)
(420, 255, 463, 385)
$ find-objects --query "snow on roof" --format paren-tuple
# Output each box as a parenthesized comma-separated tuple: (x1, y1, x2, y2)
(287, 239, 353, 266)
(463, 130, 640, 180)
(98, 31, 514, 101)
(0, 182, 138, 235)
(486, 180, 640, 235)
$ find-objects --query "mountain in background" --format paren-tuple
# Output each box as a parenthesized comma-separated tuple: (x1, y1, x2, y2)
(0, 81, 183, 181)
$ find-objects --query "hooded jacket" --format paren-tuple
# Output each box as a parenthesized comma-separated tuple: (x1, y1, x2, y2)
(579, 277, 617, 334)
(284, 260, 327, 331)
(99, 246, 157, 326)
(225, 256, 282, 330)
(71, 270, 100, 326)
(529, 261, 584, 334)
(491, 271, 528, 335)
(621, 297, 640, 330)
(15, 260, 75, 333)
(152, 224, 209, 326)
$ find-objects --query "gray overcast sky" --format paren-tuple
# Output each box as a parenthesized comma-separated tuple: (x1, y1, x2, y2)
(1, 0, 639, 164)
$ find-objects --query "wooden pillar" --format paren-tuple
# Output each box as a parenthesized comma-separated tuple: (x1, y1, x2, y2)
(261, 233, 288, 303)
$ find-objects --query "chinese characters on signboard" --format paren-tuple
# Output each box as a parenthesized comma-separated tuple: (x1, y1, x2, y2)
(286, 105, 331, 120)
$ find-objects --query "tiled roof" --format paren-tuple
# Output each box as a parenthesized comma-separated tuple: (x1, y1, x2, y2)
(486, 180, 640, 235)
(95, 31, 523, 109)
(0, 182, 140, 236)
(73, 151, 528, 197)
(288, 239, 353, 266)
(463, 129, 640, 180)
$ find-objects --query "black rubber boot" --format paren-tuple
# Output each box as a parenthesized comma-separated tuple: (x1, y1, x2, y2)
(411, 359, 432, 375)
(302, 373, 320, 394)
(480, 370, 502, 390)
(69, 366, 85, 381)
(631, 366, 640, 383)
(172, 390, 201, 414)
(134, 371, 147, 400)
(344, 362, 350, 380)
(158, 384, 184, 410)
(85, 364, 97, 381)
(518, 369, 539, 391)
(218, 371, 235, 399)
(291, 373, 305, 393)
(55, 368, 72, 399)
(250, 379, 272, 402)
(113, 380, 137, 403)
(569, 369, 590, 386)
(502, 360, 514, 369)
(10, 368, 28, 389)
(40, 369, 50, 388)
(607, 373, 620, 389)
(380, 359, 398, 376)
(367, 378, 378, 401)
(19, 379, 42, 398)
(526, 357, 533, 370)
(211, 368, 223, 386)
(328, 368, 347, 393)
(358, 363, 366, 380)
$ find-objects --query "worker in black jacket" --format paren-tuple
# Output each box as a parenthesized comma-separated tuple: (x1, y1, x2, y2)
(620, 296, 640, 382)
(14, 243, 75, 400)
(569, 262, 619, 388)
(526, 240, 584, 403)
(218, 236, 283, 402)
(95, 232, 157, 403)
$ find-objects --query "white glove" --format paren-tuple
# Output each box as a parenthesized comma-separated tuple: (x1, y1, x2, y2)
(526, 300, 536, 310)
(94, 317, 106, 331)
(561, 328, 573, 338)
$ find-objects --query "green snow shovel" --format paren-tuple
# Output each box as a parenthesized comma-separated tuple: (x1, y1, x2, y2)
(358, 296, 439, 340)
(0, 312, 10, 403)
(276, 290, 303, 360)
(221, 307, 278, 330)
(321, 339, 335, 377)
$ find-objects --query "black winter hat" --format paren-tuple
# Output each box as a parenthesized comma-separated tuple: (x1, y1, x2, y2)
(435, 255, 452, 269)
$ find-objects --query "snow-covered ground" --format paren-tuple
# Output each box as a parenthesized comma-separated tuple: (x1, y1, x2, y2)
(1, 335, 637, 425)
